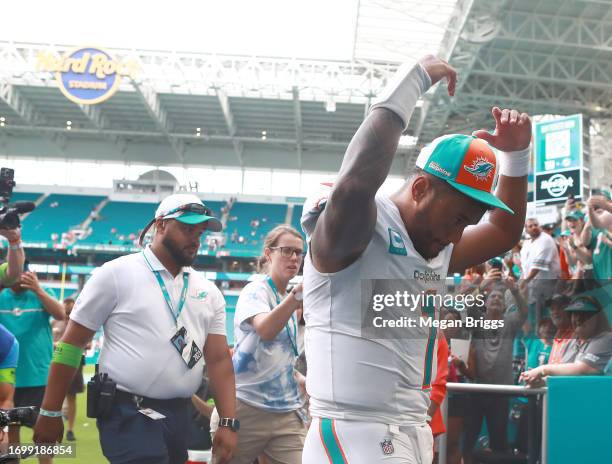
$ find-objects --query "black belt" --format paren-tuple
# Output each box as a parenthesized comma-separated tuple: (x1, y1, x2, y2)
(115, 389, 190, 409)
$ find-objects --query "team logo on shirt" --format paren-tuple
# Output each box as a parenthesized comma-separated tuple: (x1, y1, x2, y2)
(380, 439, 395, 455)
(388, 228, 408, 256)
(464, 157, 495, 182)
(191, 290, 208, 300)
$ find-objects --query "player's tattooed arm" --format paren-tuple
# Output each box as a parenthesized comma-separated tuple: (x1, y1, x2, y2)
(311, 56, 456, 273)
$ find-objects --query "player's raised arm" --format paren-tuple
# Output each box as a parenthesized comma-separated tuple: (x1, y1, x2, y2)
(449, 107, 531, 272)
(311, 56, 457, 273)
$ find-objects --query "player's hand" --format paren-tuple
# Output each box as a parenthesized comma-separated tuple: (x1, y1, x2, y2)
(20, 271, 42, 294)
(418, 55, 457, 96)
(33, 415, 64, 445)
(0, 227, 21, 243)
(212, 426, 237, 464)
(472, 107, 532, 152)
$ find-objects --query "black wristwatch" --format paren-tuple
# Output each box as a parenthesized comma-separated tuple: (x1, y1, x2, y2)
(218, 417, 240, 432)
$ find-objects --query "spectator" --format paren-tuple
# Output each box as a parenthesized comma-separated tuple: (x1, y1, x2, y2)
(478, 258, 504, 294)
(557, 231, 573, 280)
(559, 210, 591, 279)
(503, 244, 522, 280)
(521, 295, 611, 385)
(51, 298, 84, 442)
(443, 309, 467, 464)
(0, 270, 65, 464)
(0, 227, 25, 285)
(456, 279, 528, 464)
(429, 333, 449, 464)
(0, 226, 24, 422)
(522, 318, 555, 373)
(581, 195, 612, 281)
(521, 218, 561, 324)
(213, 225, 306, 464)
(514, 318, 554, 456)
(459, 263, 486, 295)
(547, 294, 575, 364)
(0, 323, 18, 409)
(541, 223, 555, 236)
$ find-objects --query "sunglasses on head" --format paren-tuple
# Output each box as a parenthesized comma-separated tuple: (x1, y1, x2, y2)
(139, 202, 214, 246)
(164, 203, 213, 217)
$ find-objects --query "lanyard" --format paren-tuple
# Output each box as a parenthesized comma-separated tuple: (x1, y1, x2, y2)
(266, 276, 299, 357)
(143, 251, 189, 325)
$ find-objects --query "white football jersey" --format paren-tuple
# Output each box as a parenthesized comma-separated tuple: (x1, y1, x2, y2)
(303, 194, 453, 426)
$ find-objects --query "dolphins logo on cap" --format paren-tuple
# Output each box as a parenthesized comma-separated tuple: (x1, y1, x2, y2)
(464, 158, 495, 182)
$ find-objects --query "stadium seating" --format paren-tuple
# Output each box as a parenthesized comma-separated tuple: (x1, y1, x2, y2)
(291, 205, 304, 239)
(224, 202, 287, 255)
(83, 201, 157, 245)
(21, 194, 105, 243)
(82, 199, 224, 246)
(11, 192, 42, 203)
(15, 191, 293, 258)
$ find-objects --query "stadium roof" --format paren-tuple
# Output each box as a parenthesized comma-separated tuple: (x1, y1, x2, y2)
(0, 0, 611, 177)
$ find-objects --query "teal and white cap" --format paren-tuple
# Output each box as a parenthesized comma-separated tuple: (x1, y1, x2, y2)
(155, 194, 222, 230)
(416, 134, 514, 214)
(139, 193, 222, 246)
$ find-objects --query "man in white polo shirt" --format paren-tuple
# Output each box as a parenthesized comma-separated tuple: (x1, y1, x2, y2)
(33, 194, 238, 464)
(521, 217, 560, 324)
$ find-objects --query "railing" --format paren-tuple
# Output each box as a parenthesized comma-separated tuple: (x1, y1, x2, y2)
(438, 382, 547, 464)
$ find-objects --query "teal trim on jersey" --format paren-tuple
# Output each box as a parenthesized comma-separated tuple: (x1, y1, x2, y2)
(320, 419, 348, 464)
(423, 134, 471, 180)
(388, 228, 408, 256)
(421, 300, 437, 389)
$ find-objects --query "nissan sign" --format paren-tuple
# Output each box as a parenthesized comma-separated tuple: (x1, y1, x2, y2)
(535, 169, 581, 203)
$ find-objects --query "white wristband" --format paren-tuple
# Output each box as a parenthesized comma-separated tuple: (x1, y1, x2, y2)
(498, 147, 531, 177)
(369, 62, 431, 130)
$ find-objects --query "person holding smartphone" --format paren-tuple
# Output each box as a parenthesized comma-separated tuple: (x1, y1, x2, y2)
(212, 225, 307, 464)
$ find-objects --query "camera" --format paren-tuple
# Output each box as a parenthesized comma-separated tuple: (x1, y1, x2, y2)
(0, 168, 36, 229)
(0, 406, 38, 428)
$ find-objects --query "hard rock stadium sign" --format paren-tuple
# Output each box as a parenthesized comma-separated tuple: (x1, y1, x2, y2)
(36, 47, 139, 105)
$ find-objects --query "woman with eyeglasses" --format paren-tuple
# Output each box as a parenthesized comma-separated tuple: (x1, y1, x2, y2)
(212, 225, 307, 464)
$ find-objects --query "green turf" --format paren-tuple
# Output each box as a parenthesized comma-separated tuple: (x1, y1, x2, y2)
(21, 365, 107, 463)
